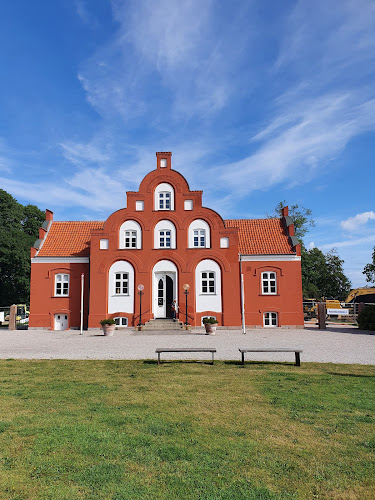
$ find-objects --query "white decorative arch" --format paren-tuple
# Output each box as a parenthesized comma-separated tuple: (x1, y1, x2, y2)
(152, 260, 178, 318)
(119, 220, 142, 249)
(195, 259, 222, 313)
(188, 219, 211, 248)
(108, 260, 134, 314)
(154, 220, 176, 249)
(154, 183, 175, 211)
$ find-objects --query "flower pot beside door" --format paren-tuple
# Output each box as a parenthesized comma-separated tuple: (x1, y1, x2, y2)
(203, 317, 218, 335)
(99, 318, 116, 336)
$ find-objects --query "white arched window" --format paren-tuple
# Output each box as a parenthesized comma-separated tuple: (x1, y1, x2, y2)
(188, 219, 210, 248)
(195, 259, 222, 313)
(108, 261, 134, 314)
(154, 220, 176, 249)
(154, 183, 175, 211)
(119, 220, 142, 249)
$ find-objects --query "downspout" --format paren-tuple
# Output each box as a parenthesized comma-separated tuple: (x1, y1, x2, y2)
(239, 254, 246, 334)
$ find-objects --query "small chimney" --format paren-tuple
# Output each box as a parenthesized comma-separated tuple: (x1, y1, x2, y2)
(156, 152, 172, 170)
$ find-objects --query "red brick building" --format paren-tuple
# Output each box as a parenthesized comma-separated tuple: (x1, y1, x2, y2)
(29, 152, 304, 330)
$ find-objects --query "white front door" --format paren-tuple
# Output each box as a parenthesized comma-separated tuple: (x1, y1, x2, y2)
(156, 275, 166, 318)
(54, 314, 68, 330)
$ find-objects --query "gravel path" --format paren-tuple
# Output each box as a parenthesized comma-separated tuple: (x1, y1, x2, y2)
(0, 324, 374, 364)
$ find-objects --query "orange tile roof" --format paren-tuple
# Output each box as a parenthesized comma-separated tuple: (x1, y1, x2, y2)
(36, 218, 293, 257)
(37, 221, 104, 257)
(224, 218, 294, 255)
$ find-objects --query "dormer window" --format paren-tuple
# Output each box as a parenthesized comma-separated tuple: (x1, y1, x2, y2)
(159, 192, 171, 210)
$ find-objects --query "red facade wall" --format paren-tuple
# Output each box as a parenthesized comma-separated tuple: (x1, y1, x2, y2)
(29, 152, 304, 330)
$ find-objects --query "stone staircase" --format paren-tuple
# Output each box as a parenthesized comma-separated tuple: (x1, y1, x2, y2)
(142, 318, 185, 331)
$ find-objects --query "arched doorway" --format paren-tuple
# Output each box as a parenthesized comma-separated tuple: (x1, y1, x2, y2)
(152, 260, 178, 319)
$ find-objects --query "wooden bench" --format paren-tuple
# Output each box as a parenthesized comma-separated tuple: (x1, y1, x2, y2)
(156, 348, 216, 365)
(239, 348, 302, 366)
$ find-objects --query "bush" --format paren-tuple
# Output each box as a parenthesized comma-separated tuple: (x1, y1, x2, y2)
(99, 318, 116, 326)
(357, 306, 375, 331)
(202, 317, 217, 324)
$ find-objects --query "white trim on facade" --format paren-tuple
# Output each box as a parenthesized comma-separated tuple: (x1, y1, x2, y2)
(240, 254, 301, 261)
(31, 257, 90, 263)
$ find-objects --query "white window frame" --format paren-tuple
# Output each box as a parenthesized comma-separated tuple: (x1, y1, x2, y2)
(119, 220, 142, 250)
(124, 230, 137, 249)
(263, 312, 278, 327)
(114, 317, 128, 328)
(193, 229, 206, 247)
(188, 219, 210, 248)
(154, 220, 176, 249)
(55, 273, 69, 297)
(154, 183, 175, 211)
(261, 271, 277, 295)
(114, 272, 129, 296)
(201, 271, 216, 295)
(159, 229, 171, 248)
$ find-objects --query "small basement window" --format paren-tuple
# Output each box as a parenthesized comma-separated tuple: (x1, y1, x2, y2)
(114, 317, 128, 327)
(263, 312, 278, 327)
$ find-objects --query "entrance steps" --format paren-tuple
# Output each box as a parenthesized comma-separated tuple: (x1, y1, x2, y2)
(142, 318, 184, 331)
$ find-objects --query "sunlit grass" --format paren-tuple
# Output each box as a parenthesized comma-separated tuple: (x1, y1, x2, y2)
(0, 360, 374, 499)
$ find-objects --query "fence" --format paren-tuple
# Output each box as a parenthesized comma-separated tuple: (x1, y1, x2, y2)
(0, 305, 29, 330)
(303, 302, 359, 324)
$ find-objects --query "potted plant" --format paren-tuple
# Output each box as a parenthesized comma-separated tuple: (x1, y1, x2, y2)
(99, 318, 116, 336)
(203, 317, 218, 335)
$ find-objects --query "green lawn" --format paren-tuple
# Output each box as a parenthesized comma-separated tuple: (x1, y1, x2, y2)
(0, 360, 374, 499)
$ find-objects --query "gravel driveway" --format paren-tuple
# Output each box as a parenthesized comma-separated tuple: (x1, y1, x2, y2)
(0, 324, 374, 364)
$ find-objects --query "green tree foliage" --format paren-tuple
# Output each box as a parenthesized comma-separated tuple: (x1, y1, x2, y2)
(268, 201, 351, 300)
(302, 247, 351, 300)
(0, 189, 45, 305)
(363, 247, 375, 284)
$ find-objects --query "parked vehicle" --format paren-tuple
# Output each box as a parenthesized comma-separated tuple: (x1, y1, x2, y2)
(346, 288, 375, 304)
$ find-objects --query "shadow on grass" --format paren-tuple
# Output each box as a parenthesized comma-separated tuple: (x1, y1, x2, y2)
(143, 360, 215, 366)
(328, 372, 375, 378)
(224, 360, 298, 367)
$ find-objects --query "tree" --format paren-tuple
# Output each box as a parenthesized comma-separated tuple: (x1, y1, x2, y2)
(301, 247, 351, 300)
(0, 189, 45, 305)
(268, 201, 351, 300)
(363, 247, 375, 284)
(267, 200, 315, 242)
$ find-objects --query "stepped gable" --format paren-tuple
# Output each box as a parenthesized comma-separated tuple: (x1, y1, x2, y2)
(224, 218, 295, 255)
(37, 221, 104, 257)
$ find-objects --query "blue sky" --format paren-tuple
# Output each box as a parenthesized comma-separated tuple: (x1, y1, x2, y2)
(1, 0, 374, 288)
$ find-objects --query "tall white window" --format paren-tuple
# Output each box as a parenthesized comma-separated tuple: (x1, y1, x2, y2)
(154, 220, 176, 249)
(125, 230, 137, 248)
(119, 220, 142, 249)
(154, 183, 175, 211)
(201, 271, 215, 294)
(114, 273, 129, 295)
(188, 219, 210, 248)
(193, 229, 206, 247)
(262, 272, 277, 295)
(159, 230, 171, 248)
(264, 312, 278, 327)
(159, 192, 171, 210)
(55, 274, 69, 296)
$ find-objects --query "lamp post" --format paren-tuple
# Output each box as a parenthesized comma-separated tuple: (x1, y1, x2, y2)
(183, 283, 190, 325)
(137, 284, 144, 327)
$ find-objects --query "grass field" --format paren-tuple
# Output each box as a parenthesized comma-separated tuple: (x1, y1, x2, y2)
(0, 360, 374, 499)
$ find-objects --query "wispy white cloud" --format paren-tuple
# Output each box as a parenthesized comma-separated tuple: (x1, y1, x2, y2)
(60, 141, 111, 166)
(319, 234, 375, 251)
(341, 211, 375, 232)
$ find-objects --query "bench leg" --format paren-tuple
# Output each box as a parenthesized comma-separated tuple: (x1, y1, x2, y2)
(241, 352, 245, 365)
(295, 352, 301, 367)
(158, 352, 161, 366)
(212, 352, 214, 365)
